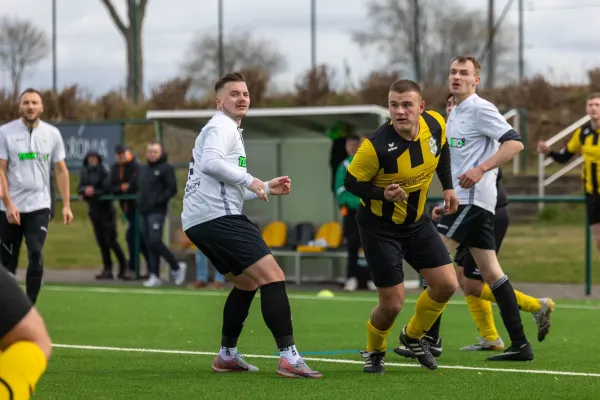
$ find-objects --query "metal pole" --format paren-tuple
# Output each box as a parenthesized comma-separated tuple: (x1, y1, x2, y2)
(218, 0, 224, 77)
(310, 0, 316, 71)
(413, 0, 421, 84)
(132, 0, 139, 102)
(518, 0, 524, 82)
(585, 219, 592, 296)
(52, 0, 57, 92)
(487, 0, 495, 88)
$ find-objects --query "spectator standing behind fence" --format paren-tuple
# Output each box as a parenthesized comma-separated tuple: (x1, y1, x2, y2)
(334, 133, 376, 292)
(188, 249, 225, 290)
(78, 151, 129, 281)
(137, 141, 186, 287)
(109, 145, 150, 279)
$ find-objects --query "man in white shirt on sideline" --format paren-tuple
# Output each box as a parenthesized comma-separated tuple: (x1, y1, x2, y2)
(0, 88, 73, 305)
(181, 72, 322, 378)
(434, 55, 543, 362)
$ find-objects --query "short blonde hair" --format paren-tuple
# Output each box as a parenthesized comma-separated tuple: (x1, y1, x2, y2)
(450, 55, 482, 76)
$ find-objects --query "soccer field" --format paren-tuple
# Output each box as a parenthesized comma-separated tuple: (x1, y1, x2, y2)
(33, 284, 600, 399)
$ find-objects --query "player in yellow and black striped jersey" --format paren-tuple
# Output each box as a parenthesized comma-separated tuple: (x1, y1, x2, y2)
(538, 93, 600, 249)
(343, 79, 459, 373)
(347, 110, 449, 226)
(0, 265, 51, 400)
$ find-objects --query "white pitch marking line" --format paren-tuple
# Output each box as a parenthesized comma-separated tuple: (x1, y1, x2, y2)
(42, 285, 600, 310)
(52, 343, 600, 378)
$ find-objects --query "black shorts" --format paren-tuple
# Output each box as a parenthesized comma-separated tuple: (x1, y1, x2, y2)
(358, 214, 452, 288)
(184, 215, 271, 277)
(436, 205, 496, 251)
(0, 208, 50, 273)
(454, 206, 510, 281)
(586, 194, 600, 225)
(0, 266, 32, 338)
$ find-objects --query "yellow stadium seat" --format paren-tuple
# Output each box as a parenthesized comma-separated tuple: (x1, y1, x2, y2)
(296, 221, 343, 253)
(262, 221, 288, 248)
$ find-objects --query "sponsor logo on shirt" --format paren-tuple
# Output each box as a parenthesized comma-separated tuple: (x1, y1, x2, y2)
(238, 156, 247, 168)
(18, 152, 49, 161)
(448, 138, 466, 148)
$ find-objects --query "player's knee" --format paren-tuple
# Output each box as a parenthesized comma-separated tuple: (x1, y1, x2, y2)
(432, 280, 458, 301)
(232, 274, 259, 291)
(243, 255, 285, 286)
(380, 298, 403, 317)
(4, 309, 52, 361)
(27, 249, 43, 269)
(456, 268, 467, 292)
(463, 278, 484, 297)
(146, 233, 162, 248)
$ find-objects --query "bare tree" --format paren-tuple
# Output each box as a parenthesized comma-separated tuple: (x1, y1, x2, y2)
(182, 32, 286, 94)
(100, 0, 148, 101)
(0, 16, 49, 99)
(353, 0, 515, 87)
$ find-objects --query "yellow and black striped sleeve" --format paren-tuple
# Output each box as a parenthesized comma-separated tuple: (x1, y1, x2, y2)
(431, 112, 453, 190)
(344, 138, 386, 201)
(549, 127, 581, 163)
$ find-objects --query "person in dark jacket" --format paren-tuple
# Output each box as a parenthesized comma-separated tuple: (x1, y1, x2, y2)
(137, 141, 186, 287)
(79, 151, 129, 280)
(109, 145, 149, 277)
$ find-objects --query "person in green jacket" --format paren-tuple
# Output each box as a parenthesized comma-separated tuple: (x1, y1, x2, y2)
(334, 134, 375, 291)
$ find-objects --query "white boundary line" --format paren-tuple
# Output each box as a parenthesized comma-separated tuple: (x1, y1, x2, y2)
(42, 285, 600, 310)
(53, 343, 600, 378)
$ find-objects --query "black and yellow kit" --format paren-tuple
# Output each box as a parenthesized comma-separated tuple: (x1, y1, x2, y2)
(344, 111, 453, 287)
(549, 120, 600, 224)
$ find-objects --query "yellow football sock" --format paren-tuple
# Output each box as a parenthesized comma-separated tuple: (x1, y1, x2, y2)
(406, 289, 448, 339)
(0, 341, 48, 400)
(480, 284, 541, 313)
(465, 295, 500, 342)
(366, 320, 391, 353)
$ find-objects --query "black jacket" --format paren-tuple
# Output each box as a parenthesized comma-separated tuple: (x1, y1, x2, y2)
(78, 151, 114, 216)
(109, 150, 139, 215)
(136, 153, 177, 215)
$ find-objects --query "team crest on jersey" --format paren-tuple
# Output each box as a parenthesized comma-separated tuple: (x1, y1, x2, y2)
(429, 137, 438, 155)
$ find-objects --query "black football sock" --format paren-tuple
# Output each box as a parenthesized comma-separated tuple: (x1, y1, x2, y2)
(490, 275, 527, 347)
(221, 287, 258, 348)
(426, 314, 442, 340)
(259, 281, 294, 350)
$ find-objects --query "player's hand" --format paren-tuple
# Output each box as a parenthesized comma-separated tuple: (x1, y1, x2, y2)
(431, 206, 444, 222)
(268, 176, 291, 196)
(537, 141, 550, 154)
(458, 166, 484, 189)
(84, 186, 95, 197)
(248, 177, 269, 202)
(6, 203, 20, 225)
(62, 206, 74, 224)
(442, 189, 459, 215)
(384, 183, 407, 202)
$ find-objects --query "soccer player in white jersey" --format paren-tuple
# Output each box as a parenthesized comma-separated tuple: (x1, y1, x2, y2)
(0, 89, 73, 305)
(181, 72, 322, 378)
(435, 56, 536, 361)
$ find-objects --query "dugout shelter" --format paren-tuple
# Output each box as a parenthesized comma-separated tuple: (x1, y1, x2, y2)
(146, 105, 438, 288)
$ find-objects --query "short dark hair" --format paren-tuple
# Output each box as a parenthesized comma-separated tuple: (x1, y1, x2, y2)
(19, 88, 43, 102)
(446, 93, 454, 101)
(389, 79, 422, 96)
(588, 93, 600, 101)
(450, 55, 482, 76)
(346, 133, 361, 141)
(214, 72, 246, 92)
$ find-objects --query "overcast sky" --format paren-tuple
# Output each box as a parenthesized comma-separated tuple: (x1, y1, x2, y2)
(2, 0, 600, 97)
